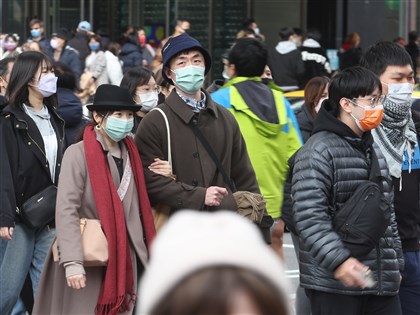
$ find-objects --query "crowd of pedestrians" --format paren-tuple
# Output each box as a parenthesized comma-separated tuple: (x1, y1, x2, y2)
(0, 16, 419, 315)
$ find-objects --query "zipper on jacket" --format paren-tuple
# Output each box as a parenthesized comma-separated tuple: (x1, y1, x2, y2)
(376, 244, 383, 294)
(17, 115, 64, 168)
(15, 117, 47, 159)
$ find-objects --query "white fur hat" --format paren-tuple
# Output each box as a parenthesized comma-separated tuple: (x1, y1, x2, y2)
(136, 210, 289, 314)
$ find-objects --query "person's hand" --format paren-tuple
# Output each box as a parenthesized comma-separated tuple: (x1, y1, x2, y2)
(334, 257, 369, 288)
(87, 77, 96, 88)
(270, 219, 285, 261)
(76, 90, 89, 99)
(0, 227, 14, 240)
(205, 186, 228, 207)
(149, 158, 172, 177)
(67, 274, 86, 290)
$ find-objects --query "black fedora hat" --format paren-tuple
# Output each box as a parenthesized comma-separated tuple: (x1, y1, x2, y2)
(86, 84, 141, 112)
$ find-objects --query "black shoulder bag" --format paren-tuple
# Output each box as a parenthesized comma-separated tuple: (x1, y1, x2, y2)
(17, 185, 57, 229)
(332, 148, 391, 259)
(188, 119, 274, 243)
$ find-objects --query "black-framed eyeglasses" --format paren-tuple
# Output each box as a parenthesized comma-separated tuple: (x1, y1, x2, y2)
(351, 95, 387, 108)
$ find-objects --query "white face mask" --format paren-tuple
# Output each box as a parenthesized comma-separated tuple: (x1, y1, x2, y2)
(315, 97, 327, 112)
(222, 66, 230, 80)
(138, 91, 159, 112)
(381, 82, 414, 120)
(254, 27, 260, 35)
(50, 38, 60, 49)
(383, 82, 414, 104)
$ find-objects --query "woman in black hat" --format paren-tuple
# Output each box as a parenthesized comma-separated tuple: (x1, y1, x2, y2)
(33, 84, 156, 315)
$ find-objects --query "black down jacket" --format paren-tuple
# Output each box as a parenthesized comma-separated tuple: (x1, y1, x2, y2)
(291, 104, 403, 296)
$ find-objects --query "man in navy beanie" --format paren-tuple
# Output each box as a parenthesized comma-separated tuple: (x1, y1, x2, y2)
(135, 33, 272, 242)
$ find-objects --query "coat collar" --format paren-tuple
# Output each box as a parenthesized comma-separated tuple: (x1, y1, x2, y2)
(165, 88, 218, 124)
(2, 104, 65, 183)
(222, 76, 284, 93)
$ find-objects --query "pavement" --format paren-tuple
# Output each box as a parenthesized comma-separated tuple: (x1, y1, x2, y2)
(283, 231, 299, 315)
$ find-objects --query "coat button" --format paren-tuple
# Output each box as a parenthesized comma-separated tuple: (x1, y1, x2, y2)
(45, 164, 48, 168)
(193, 152, 199, 158)
(177, 198, 183, 207)
(58, 163, 61, 167)
(16, 124, 19, 128)
(192, 179, 198, 186)
(28, 142, 31, 145)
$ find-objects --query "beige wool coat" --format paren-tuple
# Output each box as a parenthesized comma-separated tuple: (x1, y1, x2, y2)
(33, 131, 150, 314)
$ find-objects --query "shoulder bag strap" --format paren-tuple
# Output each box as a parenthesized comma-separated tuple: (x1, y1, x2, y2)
(150, 108, 172, 165)
(188, 118, 236, 192)
(368, 146, 384, 190)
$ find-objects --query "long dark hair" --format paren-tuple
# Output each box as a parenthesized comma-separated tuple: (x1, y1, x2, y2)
(6, 51, 58, 110)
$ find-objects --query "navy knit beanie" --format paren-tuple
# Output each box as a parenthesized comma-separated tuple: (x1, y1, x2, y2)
(161, 33, 212, 84)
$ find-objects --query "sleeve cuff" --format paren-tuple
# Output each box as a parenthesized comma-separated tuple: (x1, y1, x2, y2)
(64, 261, 85, 278)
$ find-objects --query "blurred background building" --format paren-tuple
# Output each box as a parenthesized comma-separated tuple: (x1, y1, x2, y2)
(0, 0, 418, 80)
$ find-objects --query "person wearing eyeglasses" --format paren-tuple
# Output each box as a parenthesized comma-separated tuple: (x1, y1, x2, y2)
(120, 67, 172, 182)
(291, 66, 403, 315)
(120, 67, 160, 125)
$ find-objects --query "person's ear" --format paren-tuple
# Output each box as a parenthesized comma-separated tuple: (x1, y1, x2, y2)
(227, 63, 236, 79)
(339, 97, 353, 114)
(92, 111, 103, 125)
(164, 67, 172, 81)
(0, 77, 5, 89)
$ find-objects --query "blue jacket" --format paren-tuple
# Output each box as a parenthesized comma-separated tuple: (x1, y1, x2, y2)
(119, 43, 142, 73)
(56, 87, 87, 146)
(46, 46, 81, 81)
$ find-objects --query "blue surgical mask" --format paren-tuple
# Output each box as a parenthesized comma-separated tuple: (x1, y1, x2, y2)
(89, 43, 100, 51)
(31, 29, 42, 38)
(103, 116, 134, 142)
(171, 65, 205, 94)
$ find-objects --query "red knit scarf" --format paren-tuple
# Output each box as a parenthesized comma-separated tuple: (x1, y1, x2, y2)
(84, 125, 155, 315)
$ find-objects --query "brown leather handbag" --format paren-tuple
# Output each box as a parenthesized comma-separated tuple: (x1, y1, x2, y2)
(52, 218, 108, 267)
